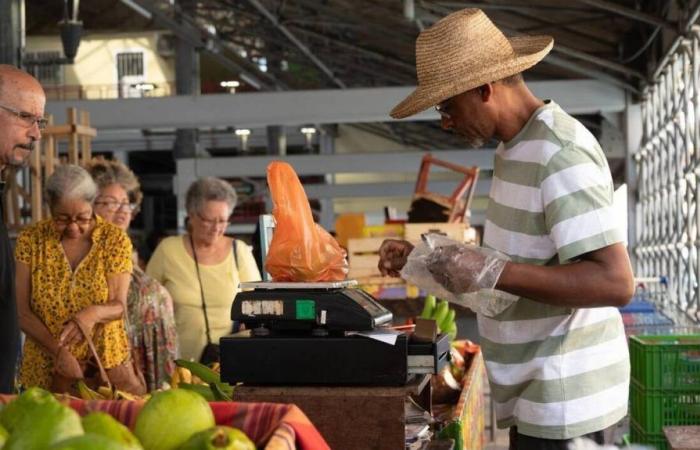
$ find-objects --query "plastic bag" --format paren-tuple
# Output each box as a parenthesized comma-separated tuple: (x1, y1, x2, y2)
(400, 234, 517, 316)
(265, 161, 348, 282)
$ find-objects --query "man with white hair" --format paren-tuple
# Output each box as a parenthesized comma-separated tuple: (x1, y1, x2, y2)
(378, 9, 634, 449)
(0, 65, 46, 393)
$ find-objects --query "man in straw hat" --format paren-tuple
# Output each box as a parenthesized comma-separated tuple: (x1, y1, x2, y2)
(379, 9, 634, 449)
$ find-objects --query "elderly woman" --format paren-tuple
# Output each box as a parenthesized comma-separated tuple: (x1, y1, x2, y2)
(85, 157, 178, 391)
(147, 177, 260, 362)
(15, 164, 133, 391)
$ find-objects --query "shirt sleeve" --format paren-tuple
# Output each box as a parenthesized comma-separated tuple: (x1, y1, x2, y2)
(14, 228, 34, 265)
(541, 143, 625, 263)
(235, 240, 262, 283)
(105, 227, 133, 275)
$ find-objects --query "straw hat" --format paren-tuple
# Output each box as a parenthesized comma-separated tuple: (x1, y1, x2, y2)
(390, 9, 553, 119)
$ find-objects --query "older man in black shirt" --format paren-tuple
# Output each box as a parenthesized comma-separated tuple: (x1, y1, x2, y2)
(0, 65, 45, 393)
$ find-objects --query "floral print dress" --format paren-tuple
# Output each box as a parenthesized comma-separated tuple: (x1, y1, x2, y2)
(126, 265, 178, 391)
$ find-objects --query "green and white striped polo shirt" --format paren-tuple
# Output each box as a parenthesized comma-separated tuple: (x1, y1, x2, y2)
(481, 100, 629, 439)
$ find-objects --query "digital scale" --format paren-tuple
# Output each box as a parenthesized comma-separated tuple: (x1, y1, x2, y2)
(220, 280, 450, 386)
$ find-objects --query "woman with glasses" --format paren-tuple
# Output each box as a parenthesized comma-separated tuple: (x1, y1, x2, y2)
(14, 164, 133, 390)
(85, 157, 178, 391)
(146, 177, 260, 362)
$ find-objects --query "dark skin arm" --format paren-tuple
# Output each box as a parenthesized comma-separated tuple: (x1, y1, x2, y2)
(496, 243, 635, 308)
(378, 240, 635, 308)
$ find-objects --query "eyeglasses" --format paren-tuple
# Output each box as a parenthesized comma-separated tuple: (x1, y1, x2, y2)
(196, 212, 229, 228)
(95, 199, 139, 213)
(435, 101, 451, 119)
(0, 103, 48, 130)
(53, 214, 94, 227)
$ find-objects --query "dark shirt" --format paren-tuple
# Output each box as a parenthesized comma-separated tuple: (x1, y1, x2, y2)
(0, 181, 20, 393)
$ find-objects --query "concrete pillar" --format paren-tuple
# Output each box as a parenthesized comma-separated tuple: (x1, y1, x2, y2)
(319, 125, 337, 231)
(172, 0, 200, 160)
(266, 125, 286, 156)
(0, 0, 24, 66)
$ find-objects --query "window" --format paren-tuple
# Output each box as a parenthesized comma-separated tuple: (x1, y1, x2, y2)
(116, 52, 144, 78)
(25, 51, 63, 85)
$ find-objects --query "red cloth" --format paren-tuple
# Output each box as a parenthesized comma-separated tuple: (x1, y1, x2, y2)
(0, 395, 329, 450)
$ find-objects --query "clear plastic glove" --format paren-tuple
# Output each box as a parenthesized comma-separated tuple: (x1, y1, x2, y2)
(426, 243, 506, 293)
(400, 234, 517, 316)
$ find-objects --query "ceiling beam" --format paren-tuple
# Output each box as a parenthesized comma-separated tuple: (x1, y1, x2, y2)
(45, 80, 627, 130)
(246, 0, 346, 88)
(119, 0, 284, 90)
(175, 149, 497, 179)
(572, 0, 677, 31)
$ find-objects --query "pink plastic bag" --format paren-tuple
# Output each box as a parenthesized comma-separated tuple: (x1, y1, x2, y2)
(265, 161, 347, 282)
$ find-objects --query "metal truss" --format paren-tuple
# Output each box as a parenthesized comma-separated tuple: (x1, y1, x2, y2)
(635, 28, 700, 323)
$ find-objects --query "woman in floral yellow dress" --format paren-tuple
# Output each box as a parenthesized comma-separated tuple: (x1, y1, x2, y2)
(15, 165, 133, 390)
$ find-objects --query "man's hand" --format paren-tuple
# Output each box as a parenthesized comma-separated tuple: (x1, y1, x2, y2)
(378, 239, 415, 277)
(424, 244, 508, 294)
(54, 346, 83, 380)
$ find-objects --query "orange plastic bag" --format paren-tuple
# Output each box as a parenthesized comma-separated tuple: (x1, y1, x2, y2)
(265, 161, 347, 282)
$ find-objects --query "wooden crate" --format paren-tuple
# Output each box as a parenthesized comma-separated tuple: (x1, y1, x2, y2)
(404, 222, 467, 244)
(347, 237, 385, 279)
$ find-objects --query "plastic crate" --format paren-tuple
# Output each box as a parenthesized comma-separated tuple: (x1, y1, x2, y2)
(630, 419, 668, 450)
(629, 334, 700, 390)
(630, 379, 700, 432)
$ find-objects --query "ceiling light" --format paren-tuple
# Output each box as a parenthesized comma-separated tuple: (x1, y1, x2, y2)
(220, 80, 240, 88)
(235, 129, 251, 136)
(301, 127, 316, 135)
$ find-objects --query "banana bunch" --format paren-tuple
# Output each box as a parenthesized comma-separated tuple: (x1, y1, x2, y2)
(420, 295, 458, 340)
(170, 360, 235, 402)
(76, 381, 149, 401)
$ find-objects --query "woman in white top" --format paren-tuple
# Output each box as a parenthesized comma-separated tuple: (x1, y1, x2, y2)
(146, 177, 260, 361)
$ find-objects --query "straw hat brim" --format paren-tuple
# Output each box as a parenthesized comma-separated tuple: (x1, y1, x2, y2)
(390, 35, 554, 119)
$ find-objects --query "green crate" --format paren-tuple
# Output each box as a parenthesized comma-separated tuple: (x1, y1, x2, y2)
(630, 419, 668, 450)
(630, 379, 700, 433)
(629, 334, 700, 390)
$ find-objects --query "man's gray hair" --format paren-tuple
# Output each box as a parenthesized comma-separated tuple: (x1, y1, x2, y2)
(45, 164, 98, 209)
(185, 177, 238, 215)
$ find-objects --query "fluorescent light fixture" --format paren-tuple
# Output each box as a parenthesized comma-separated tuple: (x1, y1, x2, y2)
(301, 127, 317, 134)
(235, 129, 251, 136)
(134, 83, 155, 91)
(220, 80, 241, 88)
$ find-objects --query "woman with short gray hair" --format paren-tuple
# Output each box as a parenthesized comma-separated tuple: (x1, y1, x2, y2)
(15, 164, 139, 392)
(147, 177, 260, 363)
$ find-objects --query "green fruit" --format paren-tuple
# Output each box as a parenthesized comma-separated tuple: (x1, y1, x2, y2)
(49, 434, 126, 450)
(420, 295, 436, 319)
(4, 389, 83, 450)
(0, 423, 8, 448)
(175, 360, 220, 385)
(82, 412, 142, 450)
(0, 387, 55, 432)
(444, 321, 458, 340)
(134, 389, 215, 450)
(439, 309, 456, 332)
(177, 426, 255, 450)
(432, 300, 449, 325)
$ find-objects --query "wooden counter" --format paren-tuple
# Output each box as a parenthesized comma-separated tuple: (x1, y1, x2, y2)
(233, 374, 431, 450)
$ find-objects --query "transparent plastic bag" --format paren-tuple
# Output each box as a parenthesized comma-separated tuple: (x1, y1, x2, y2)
(400, 234, 517, 316)
(265, 161, 348, 282)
